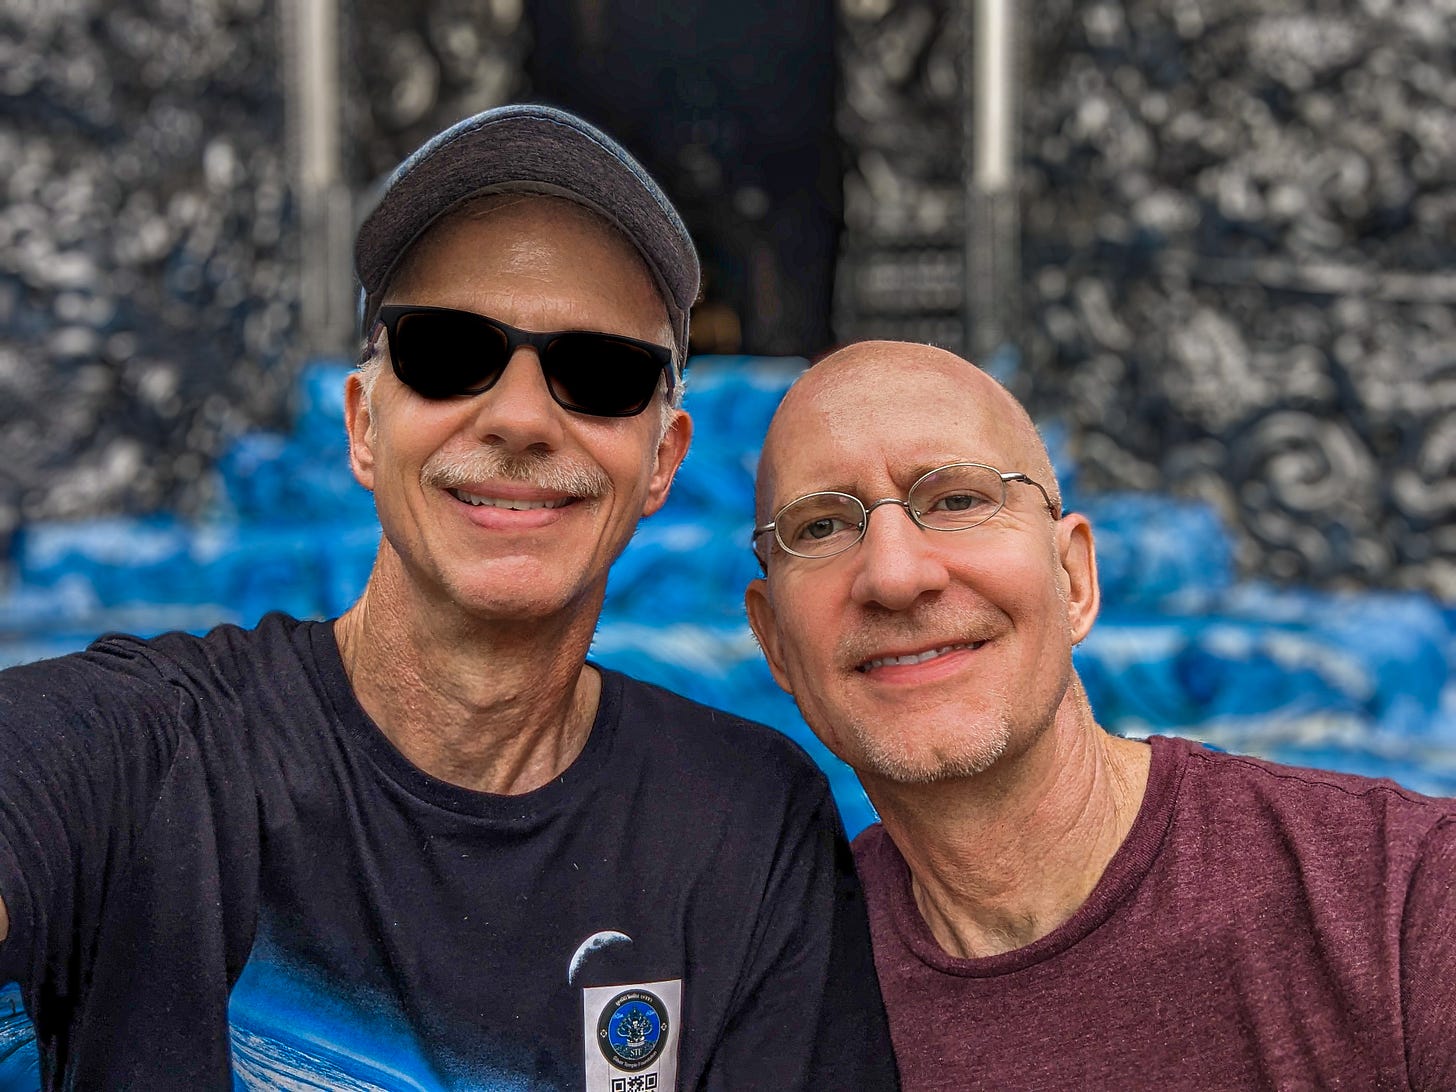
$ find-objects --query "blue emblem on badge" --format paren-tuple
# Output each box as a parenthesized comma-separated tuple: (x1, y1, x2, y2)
(597, 989, 668, 1071)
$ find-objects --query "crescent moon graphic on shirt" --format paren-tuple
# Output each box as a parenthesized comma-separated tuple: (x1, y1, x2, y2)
(567, 931, 634, 985)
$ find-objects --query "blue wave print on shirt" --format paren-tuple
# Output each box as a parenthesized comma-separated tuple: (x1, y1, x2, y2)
(0, 982, 39, 1092)
(229, 931, 548, 1091)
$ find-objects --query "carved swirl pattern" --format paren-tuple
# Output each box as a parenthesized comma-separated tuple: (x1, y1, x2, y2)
(0, 0, 294, 539)
(837, 0, 1456, 596)
(1, 0, 1451, 599)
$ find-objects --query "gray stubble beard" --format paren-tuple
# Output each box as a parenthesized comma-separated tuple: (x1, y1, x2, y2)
(843, 699, 1015, 785)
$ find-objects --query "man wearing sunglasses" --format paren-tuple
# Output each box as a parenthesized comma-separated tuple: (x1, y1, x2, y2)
(0, 106, 895, 1089)
(745, 340, 1456, 1090)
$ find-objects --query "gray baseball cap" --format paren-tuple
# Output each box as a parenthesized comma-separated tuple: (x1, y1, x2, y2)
(354, 104, 700, 363)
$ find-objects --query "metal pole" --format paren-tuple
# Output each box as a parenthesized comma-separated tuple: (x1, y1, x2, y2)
(963, 0, 1020, 368)
(282, 0, 353, 358)
(974, 0, 1013, 194)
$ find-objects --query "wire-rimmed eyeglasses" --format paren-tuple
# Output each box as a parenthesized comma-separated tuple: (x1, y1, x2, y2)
(752, 461, 1060, 563)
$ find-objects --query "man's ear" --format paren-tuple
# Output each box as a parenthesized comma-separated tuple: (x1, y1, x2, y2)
(343, 372, 376, 492)
(642, 409, 692, 517)
(1057, 513, 1100, 643)
(745, 577, 795, 695)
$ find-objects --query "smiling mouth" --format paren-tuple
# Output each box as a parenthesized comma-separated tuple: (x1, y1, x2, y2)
(857, 641, 985, 672)
(450, 488, 573, 511)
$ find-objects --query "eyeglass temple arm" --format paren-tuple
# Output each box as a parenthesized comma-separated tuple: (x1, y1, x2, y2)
(362, 319, 387, 363)
(749, 524, 775, 575)
(1003, 473, 1061, 520)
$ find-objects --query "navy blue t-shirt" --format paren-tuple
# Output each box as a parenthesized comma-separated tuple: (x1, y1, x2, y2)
(0, 613, 896, 1090)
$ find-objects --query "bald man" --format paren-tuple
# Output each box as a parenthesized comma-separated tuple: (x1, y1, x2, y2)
(745, 341, 1456, 1090)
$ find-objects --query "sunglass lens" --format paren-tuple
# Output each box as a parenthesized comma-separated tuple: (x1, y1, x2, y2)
(393, 310, 509, 399)
(544, 334, 663, 416)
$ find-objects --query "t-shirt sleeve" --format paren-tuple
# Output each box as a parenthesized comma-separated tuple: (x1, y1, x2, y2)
(700, 776, 900, 1091)
(0, 652, 179, 987)
(1401, 815, 1456, 1090)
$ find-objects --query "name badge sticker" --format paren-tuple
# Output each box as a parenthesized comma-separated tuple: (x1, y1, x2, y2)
(582, 978, 682, 1091)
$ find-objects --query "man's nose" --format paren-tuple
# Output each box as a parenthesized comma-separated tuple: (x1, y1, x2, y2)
(466, 346, 567, 449)
(848, 501, 951, 611)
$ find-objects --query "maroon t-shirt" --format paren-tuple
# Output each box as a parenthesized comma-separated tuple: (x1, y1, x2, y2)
(854, 735, 1456, 1090)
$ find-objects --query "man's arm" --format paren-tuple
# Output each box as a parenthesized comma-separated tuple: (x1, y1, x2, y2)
(1402, 816, 1456, 1090)
(703, 780, 899, 1090)
(0, 653, 176, 985)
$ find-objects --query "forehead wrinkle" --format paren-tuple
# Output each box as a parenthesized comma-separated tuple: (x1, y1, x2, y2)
(386, 194, 674, 348)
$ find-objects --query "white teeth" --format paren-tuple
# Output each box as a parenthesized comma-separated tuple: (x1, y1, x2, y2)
(860, 642, 982, 672)
(452, 489, 569, 510)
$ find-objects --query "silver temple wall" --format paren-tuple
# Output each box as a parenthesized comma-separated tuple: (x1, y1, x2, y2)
(0, 0, 1451, 597)
(835, 0, 1456, 597)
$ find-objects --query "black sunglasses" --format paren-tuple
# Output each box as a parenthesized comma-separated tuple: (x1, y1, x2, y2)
(377, 304, 676, 418)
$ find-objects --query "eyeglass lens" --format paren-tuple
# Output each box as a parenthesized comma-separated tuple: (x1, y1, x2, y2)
(388, 309, 666, 417)
(774, 463, 1009, 557)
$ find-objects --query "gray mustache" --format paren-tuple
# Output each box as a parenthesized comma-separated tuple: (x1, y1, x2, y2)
(422, 450, 610, 499)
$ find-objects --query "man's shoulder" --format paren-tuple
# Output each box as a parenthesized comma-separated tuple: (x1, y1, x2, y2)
(850, 820, 889, 857)
(2, 611, 319, 718)
(81, 610, 317, 686)
(850, 822, 896, 880)
(606, 669, 830, 792)
(1163, 734, 1456, 847)
(1172, 735, 1452, 807)
(848, 824, 907, 948)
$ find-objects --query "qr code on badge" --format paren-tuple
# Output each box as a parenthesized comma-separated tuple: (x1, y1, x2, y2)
(609, 1075, 658, 1091)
